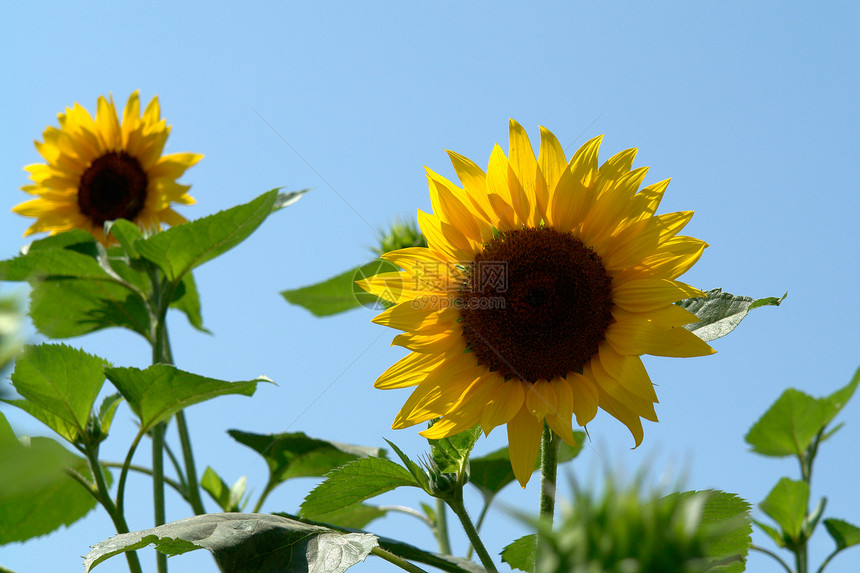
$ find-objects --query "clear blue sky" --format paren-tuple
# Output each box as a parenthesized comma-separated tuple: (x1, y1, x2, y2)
(2, 2, 858, 572)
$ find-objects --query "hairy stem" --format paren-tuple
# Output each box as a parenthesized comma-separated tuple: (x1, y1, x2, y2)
(447, 492, 498, 573)
(535, 423, 559, 566)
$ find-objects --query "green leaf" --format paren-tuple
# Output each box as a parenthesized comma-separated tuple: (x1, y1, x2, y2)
(745, 388, 832, 458)
(0, 413, 102, 543)
(135, 189, 290, 282)
(501, 534, 536, 572)
(105, 365, 264, 433)
(376, 540, 485, 573)
(84, 513, 376, 573)
(288, 504, 388, 530)
(696, 491, 752, 573)
(5, 344, 108, 443)
(0, 242, 108, 283)
(384, 439, 431, 492)
(759, 478, 809, 540)
(282, 259, 399, 317)
(104, 219, 143, 258)
(753, 519, 785, 548)
(201, 467, 247, 512)
(96, 393, 123, 437)
(823, 518, 860, 550)
(0, 294, 22, 376)
(469, 432, 585, 497)
(300, 457, 417, 517)
(170, 271, 209, 333)
(28, 277, 151, 339)
(677, 288, 785, 342)
(427, 423, 482, 474)
(823, 366, 859, 427)
(228, 430, 383, 489)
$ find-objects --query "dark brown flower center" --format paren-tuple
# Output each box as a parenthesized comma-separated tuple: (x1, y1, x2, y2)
(457, 227, 614, 383)
(78, 151, 148, 227)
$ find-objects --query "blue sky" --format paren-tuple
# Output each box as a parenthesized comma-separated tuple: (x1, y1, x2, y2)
(2, 2, 858, 572)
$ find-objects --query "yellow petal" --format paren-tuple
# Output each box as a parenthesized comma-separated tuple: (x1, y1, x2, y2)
(393, 363, 484, 428)
(373, 302, 458, 332)
(545, 378, 577, 445)
(480, 377, 526, 434)
(606, 313, 715, 358)
(507, 407, 543, 488)
(425, 167, 486, 244)
(417, 209, 475, 261)
(447, 150, 494, 222)
(538, 126, 567, 201)
(596, 345, 658, 403)
(376, 351, 447, 389)
(568, 371, 599, 426)
(485, 145, 518, 229)
(613, 278, 704, 313)
(525, 380, 558, 421)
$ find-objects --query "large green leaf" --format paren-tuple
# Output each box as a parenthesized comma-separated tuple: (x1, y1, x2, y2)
(83, 513, 377, 573)
(228, 430, 382, 500)
(744, 388, 832, 458)
(5, 344, 108, 444)
(0, 413, 102, 543)
(759, 478, 809, 540)
(169, 271, 209, 333)
(469, 433, 585, 497)
(282, 259, 399, 317)
(684, 491, 751, 573)
(0, 233, 105, 282)
(300, 457, 417, 518)
(677, 288, 785, 342)
(105, 365, 264, 433)
(28, 277, 150, 339)
(135, 189, 304, 282)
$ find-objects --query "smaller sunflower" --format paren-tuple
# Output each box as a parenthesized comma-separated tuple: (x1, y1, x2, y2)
(13, 91, 202, 243)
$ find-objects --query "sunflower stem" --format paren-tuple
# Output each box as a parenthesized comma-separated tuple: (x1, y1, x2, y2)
(370, 547, 430, 573)
(434, 498, 452, 554)
(446, 491, 498, 573)
(535, 423, 559, 569)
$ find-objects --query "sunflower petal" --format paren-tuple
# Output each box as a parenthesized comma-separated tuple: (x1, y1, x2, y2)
(507, 406, 543, 488)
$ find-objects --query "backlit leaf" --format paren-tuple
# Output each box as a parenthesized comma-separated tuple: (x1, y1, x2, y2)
(84, 513, 376, 573)
(678, 288, 785, 342)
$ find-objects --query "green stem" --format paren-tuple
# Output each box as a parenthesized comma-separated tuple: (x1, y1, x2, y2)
(535, 423, 559, 567)
(795, 543, 808, 573)
(434, 498, 452, 555)
(446, 491, 498, 573)
(370, 547, 430, 573)
(115, 430, 146, 520)
(817, 548, 841, 573)
(149, 269, 172, 573)
(152, 421, 167, 573)
(176, 410, 205, 514)
(83, 446, 143, 573)
(466, 497, 492, 559)
(750, 545, 793, 573)
(103, 461, 185, 495)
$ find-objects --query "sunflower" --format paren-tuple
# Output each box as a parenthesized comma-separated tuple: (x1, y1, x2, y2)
(359, 120, 715, 487)
(13, 91, 202, 243)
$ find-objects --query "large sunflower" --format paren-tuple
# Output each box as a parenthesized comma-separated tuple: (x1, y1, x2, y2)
(359, 120, 714, 487)
(13, 91, 202, 243)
